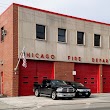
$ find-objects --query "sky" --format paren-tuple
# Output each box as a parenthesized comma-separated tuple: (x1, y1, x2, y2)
(0, 0, 110, 23)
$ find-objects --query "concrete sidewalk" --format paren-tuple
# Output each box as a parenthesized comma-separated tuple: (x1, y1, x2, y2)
(0, 93, 110, 110)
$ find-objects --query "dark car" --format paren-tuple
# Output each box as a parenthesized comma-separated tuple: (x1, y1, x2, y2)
(33, 79, 75, 100)
(65, 81, 91, 98)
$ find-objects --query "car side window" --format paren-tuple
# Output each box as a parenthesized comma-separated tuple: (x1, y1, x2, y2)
(46, 80, 50, 86)
(42, 80, 47, 87)
(51, 81, 55, 86)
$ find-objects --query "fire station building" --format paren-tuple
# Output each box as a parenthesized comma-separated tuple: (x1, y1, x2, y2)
(0, 3, 110, 96)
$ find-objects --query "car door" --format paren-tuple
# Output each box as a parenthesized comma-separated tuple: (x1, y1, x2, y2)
(45, 81, 52, 95)
(40, 80, 47, 94)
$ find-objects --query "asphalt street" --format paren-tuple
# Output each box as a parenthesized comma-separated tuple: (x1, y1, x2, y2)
(0, 93, 110, 110)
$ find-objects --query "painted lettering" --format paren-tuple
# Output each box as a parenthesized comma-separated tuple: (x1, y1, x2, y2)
(32, 53, 34, 57)
(92, 58, 95, 62)
(99, 59, 102, 62)
(41, 54, 44, 58)
(78, 57, 81, 61)
(26, 53, 55, 60)
(68, 56, 71, 60)
(27, 53, 30, 57)
(51, 55, 55, 59)
(35, 53, 39, 58)
(46, 54, 49, 59)
(96, 58, 98, 62)
(106, 59, 108, 63)
(92, 58, 109, 63)
(103, 59, 105, 63)
(74, 57, 77, 61)
(67, 56, 81, 62)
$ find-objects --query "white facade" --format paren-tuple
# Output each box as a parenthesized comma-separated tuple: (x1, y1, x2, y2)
(18, 7, 110, 64)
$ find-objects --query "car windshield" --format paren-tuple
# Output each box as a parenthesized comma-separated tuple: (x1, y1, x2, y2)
(71, 82, 84, 87)
(51, 80, 67, 86)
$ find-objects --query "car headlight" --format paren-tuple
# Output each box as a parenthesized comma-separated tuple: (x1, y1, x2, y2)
(87, 89, 91, 92)
(56, 87, 63, 92)
(77, 89, 84, 92)
(73, 88, 76, 92)
(77, 89, 91, 92)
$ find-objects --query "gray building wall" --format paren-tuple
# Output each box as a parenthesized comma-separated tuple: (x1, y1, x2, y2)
(18, 7, 110, 64)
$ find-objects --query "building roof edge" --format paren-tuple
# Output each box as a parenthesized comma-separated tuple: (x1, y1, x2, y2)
(1, 3, 110, 26)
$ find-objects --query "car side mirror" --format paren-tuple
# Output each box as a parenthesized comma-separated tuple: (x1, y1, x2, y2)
(46, 83, 51, 88)
(72, 84, 75, 87)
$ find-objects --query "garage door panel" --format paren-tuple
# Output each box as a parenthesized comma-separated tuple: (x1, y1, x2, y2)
(102, 65, 110, 93)
(19, 60, 54, 96)
(74, 64, 99, 93)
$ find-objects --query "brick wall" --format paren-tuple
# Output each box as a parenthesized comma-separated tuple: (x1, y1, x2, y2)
(0, 4, 18, 96)
(99, 65, 103, 93)
(54, 62, 74, 81)
(0, 75, 1, 94)
(13, 4, 18, 96)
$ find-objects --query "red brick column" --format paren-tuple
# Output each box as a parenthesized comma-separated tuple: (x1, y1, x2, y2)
(0, 4, 19, 96)
(99, 64, 103, 93)
(54, 62, 74, 81)
(0, 4, 14, 96)
(12, 4, 19, 96)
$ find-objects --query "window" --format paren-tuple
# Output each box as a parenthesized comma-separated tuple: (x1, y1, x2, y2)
(1, 27, 7, 42)
(1, 27, 5, 42)
(77, 31, 85, 45)
(94, 34, 100, 47)
(58, 28, 66, 42)
(36, 24, 45, 40)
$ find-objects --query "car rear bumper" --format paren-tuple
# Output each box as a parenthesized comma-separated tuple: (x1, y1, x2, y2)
(57, 93, 75, 98)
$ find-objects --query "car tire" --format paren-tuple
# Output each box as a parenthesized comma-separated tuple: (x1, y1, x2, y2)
(51, 91, 57, 100)
(35, 89, 40, 97)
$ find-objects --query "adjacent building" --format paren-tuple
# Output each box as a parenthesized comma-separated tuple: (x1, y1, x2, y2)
(0, 3, 110, 96)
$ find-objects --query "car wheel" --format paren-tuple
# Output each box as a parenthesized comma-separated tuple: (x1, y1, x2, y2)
(51, 91, 57, 100)
(35, 89, 40, 97)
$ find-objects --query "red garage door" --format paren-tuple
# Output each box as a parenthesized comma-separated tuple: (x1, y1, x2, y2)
(102, 65, 110, 93)
(74, 64, 99, 93)
(19, 60, 54, 96)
